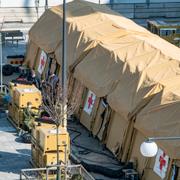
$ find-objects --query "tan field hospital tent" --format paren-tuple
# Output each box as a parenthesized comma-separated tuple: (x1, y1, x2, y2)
(74, 34, 180, 160)
(25, 1, 180, 177)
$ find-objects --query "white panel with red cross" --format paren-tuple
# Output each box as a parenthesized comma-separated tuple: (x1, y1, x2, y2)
(83, 90, 96, 115)
(153, 148, 169, 179)
(38, 50, 47, 75)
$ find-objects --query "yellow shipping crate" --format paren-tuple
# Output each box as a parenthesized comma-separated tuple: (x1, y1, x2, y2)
(8, 103, 15, 119)
(14, 104, 24, 127)
(38, 150, 68, 167)
(39, 152, 57, 167)
(39, 128, 70, 153)
(9, 82, 35, 97)
(31, 121, 56, 143)
(8, 103, 21, 126)
(31, 143, 40, 167)
(14, 87, 41, 108)
(32, 143, 68, 167)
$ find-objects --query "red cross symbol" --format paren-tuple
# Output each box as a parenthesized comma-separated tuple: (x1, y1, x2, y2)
(40, 56, 45, 69)
(159, 152, 166, 171)
(88, 93, 94, 109)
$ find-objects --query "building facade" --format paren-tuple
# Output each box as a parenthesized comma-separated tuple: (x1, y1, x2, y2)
(0, 0, 179, 30)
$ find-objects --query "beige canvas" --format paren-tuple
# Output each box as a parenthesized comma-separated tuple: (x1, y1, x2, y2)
(92, 102, 112, 141)
(92, 99, 107, 137)
(25, 40, 39, 68)
(129, 130, 173, 180)
(105, 112, 129, 157)
(135, 87, 180, 159)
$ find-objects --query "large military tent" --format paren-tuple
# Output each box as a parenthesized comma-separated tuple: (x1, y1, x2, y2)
(25, 0, 180, 178)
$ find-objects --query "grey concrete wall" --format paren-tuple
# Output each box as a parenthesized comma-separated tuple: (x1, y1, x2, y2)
(107, 2, 180, 18)
(0, 7, 44, 23)
(0, 1, 179, 31)
(0, 0, 66, 7)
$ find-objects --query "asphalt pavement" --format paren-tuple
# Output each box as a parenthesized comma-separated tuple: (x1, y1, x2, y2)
(0, 112, 31, 180)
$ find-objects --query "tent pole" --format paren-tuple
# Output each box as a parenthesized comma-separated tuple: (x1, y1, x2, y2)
(0, 32, 3, 93)
(62, 0, 67, 131)
(45, 0, 48, 10)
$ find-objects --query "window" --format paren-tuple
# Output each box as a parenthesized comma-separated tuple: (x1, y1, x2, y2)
(160, 28, 177, 36)
(177, 29, 180, 34)
(160, 29, 167, 36)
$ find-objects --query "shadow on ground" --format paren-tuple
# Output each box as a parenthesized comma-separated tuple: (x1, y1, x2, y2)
(0, 150, 31, 173)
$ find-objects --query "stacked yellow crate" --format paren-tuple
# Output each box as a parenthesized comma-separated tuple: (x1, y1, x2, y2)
(38, 128, 70, 167)
(31, 121, 70, 168)
(9, 82, 35, 97)
(13, 88, 41, 109)
(8, 83, 41, 129)
(31, 121, 56, 167)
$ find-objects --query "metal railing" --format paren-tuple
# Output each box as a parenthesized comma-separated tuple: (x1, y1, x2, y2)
(20, 164, 95, 180)
(0, 84, 9, 94)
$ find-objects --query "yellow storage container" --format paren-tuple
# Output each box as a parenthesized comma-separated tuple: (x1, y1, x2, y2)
(39, 150, 67, 167)
(9, 82, 35, 97)
(31, 121, 56, 143)
(39, 128, 70, 153)
(13, 87, 41, 108)
(8, 103, 21, 126)
(31, 143, 40, 167)
(14, 104, 24, 127)
(8, 103, 15, 119)
(32, 143, 67, 167)
(39, 152, 57, 167)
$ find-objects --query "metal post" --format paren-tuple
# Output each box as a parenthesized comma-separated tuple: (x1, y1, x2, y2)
(35, 0, 39, 19)
(46, 167, 49, 180)
(56, 125, 60, 180)
(0, 32, 3, 93)
(45, 0, 48, 10)
(148, 137, 180, 141)
(20, 171, 22, 180)
(64, 144, 67, 180)
(62, 0, 67, 130)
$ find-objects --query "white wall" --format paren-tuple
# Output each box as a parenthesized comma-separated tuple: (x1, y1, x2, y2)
(150, 0, 180, 2)
(0, 0, 180, 7)
(113, 0, 145, 3)
(113, 0, 180, 3)
(0, 0, 105, 7)
(0, 0, 71, 7)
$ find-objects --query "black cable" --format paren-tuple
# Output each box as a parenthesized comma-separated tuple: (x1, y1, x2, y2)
(67, 127, 117, 160)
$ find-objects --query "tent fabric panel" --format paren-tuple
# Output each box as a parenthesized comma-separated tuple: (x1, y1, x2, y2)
(25, 40, 39, 68)
(106, 112, 129, 156)
(129, 130, 172, 180)
(92, 98, 107, 137)
(74, 44, 124, 97)
(135, 89, 180, 159)
(29, 9, 62, 53)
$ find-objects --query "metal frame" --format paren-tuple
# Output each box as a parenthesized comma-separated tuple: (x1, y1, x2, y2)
(0, 84, 9, 94)
(20, 164, 95, 180)
(0, 32, 2, 93)
(148, 137, 180, 141)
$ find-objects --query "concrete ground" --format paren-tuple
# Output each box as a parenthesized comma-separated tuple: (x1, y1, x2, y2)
(0, 113, 31, 180)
